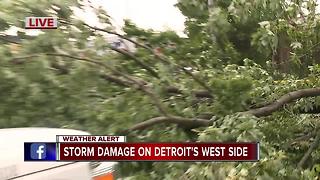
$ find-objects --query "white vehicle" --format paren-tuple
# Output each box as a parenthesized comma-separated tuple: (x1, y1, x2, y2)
(0, 128, 116, 180)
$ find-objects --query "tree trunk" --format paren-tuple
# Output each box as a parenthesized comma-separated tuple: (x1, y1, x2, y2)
(272, 31, 291, 73)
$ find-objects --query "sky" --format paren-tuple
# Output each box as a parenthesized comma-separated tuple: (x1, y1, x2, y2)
(85, 0, 186, 36)
(5, 0, 186, 36)
(6, 1, 320, 37)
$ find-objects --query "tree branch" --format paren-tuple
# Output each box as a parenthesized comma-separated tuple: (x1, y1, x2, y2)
(120, 116, 213, 134)
(0, 35, 21, 44)
(100, 75, 212, 99)
(292, 130, 317, 143)
(297, 129, 320, 168)
(246, 87, 320, 117)
(15, 53, 320, 133)
(110, 46, 159, 78)
(100, 74, 132, 87)
(81, 23, 155, 52)
(13, 53, 169, 116)
(124, 87, 320, 134)
(298, 105, 320, 114)
(13, 53, 111, 71)
(165, 86, 212, 98)
(81, 23, 213, 92)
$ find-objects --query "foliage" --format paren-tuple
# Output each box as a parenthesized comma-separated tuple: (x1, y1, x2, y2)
(1, 0, 320, 179)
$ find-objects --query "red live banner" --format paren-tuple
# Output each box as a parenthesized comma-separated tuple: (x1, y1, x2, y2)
(59, 143, 259, 161)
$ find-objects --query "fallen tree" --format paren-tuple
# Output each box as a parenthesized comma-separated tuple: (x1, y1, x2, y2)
(123, 87, 320, 133)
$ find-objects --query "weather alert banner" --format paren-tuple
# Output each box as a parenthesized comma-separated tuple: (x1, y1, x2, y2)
(24, 135, 259, 161)
(58, 142, 259, 161)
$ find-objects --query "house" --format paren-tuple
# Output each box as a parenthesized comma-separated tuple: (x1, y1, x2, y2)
(106, 35, 136, 53)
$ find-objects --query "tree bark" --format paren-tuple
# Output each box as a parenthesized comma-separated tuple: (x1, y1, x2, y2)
(272, 31, 291, 73)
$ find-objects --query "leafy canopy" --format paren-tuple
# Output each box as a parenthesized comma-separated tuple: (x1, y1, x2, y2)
(1, 0, 320, 179)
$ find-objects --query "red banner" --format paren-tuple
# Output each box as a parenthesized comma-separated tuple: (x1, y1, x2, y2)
(58, 142, 259, 161)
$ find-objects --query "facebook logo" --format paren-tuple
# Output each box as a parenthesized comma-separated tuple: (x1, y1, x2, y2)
(30, 143, 46, 160)
(25, 143, 56, 161)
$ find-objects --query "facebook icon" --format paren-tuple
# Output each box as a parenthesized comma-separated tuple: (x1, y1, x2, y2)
(30, 143, 46, 160)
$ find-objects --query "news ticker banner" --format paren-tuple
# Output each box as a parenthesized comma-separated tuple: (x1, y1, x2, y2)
(25, 136, 259, 162)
